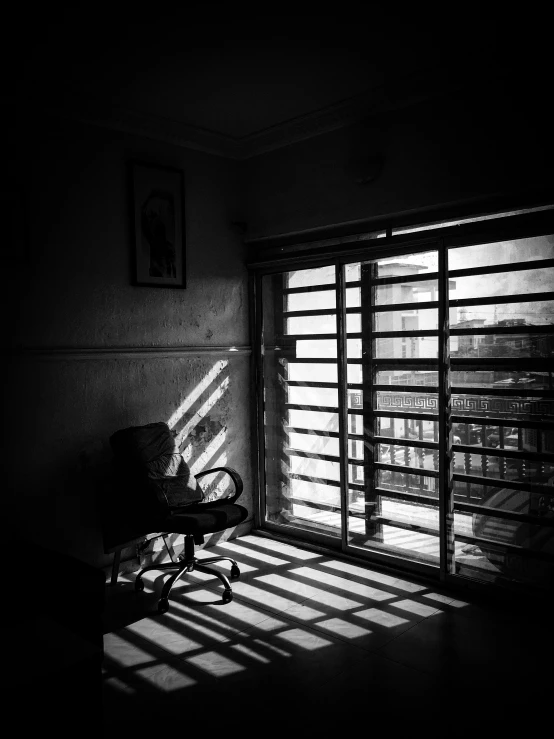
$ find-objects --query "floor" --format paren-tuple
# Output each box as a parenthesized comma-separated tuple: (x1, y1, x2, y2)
(102, 533, 551, 737)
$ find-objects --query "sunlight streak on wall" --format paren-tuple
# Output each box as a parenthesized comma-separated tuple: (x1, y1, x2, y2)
(167, 360, 228, 429)
(175, 376, 230, 444)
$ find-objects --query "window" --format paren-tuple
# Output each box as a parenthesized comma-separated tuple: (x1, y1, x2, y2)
(255, 213, 554, 592)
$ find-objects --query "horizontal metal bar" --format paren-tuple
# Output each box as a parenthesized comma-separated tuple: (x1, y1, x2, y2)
(284, 426, 340, 438)
(454, 501, 554, 528)
(375, 436, 439, 450)
(372, 486, 440, 506)
(372, 358, 439, 366)
(283, 358, 337, 364)
(452, 473, 553, 494)
(371, 272, 439, 286)
(449, 291, 554, 307)
(283, 284, 336, 294)
(451, 324, 554, 336)
(453, 444, 554, 462)
(286, 381, 338, 388)
(285, 333, 339, 340)
(372, 330, 439, 338)
(288, 472, 342, 488)
(449, 258, 554, 279)
(374, 410, 438, 421)
(451, 415, 553, 430)
(371, 300, 439, 313)
(451, 386, 553, 397)
(374, 384, 439, 393)
(283, 308, 337, 317)
(374, 462, 439, 478)
(285, 449, 340, 463)
(285, 403, 339, 412)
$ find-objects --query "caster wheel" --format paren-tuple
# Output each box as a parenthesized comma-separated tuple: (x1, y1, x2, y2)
(135, 578, 144, 593)
(158, 599, 169, 615)
(222, 590, 233, 604)
(230, 565, 240, 580)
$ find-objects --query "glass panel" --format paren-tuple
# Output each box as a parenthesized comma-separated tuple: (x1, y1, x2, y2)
(286, 290, 336, 312)
(287, 314, 336, 334)
(376, 370, 438, 386)
(377, 443, 439, 471)
(348, 439, 364, 460)
(290, 455, 340, 482)
(376, 470, 439, 495)
(451, 371, 553, 390)
(377, 417, 439, 442)
(347, 364, 362, 384)
(288, 363, 337, 382)
(454, 448, 554, 482)
(288, 409, 339, 432)
(348, 414, 363, 435)
(375, 336, 438, 358)
(450, 268, 554, 301)
(348, 389, 362, 410)
(348, 463, 364, 485)
(348, 492, 440, 565)
(287, 266, 336, 288)
(451, 301, 554, 328)
(450, 333, 553, 358)
(453, 509, 553, 590)
(375, 251, 438, 277)
(288, 386, 338, 408)
(375, 391, 439, 415)
(451, 394, 554, 420)
(345, 263, 361, 282)
(375, 280, 439, 306)
(449, 234, 554, 271)
(288, 432, 339, 456)
(296, 339, 337, 358)
(346, 287, 361, 307)
(346, 313, 361, 333)
(374, 309, 440, 332)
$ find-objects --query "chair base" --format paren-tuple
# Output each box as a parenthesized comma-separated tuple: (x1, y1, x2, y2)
(133, 533, 240, 613)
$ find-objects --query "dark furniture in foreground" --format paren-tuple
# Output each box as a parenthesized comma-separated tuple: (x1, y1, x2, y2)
(105, 422, 249, 613)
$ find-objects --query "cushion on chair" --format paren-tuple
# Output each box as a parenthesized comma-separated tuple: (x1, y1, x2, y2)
(109, 421, 203, 511)
(163, 502, 249, 536)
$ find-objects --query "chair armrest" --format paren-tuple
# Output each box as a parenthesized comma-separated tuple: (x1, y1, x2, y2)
(194, 466, 243, 505)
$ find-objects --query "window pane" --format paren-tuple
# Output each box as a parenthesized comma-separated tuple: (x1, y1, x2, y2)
(452, 394, 554, 420)
(449, 235, 554, 271)
(375, 336, 438, 358)
(376, 370, 438, 386)
(377, 417, 439, 441)
(287, 290, 336, 311)
(287, 315, 336, 334)
(450, 301, 554, 328)
(287, 266, 336, 288)
(374, 309, 440, 332)
(288, 386, 338, 408)
(288, 409, 339, 432)
(451, 371, 552, 390)
(450, 333, 553, 358)
(288, 363, 337, 382)
(288, 433, 339, 456)
(377, 443, 439, 471)
(450, 268, 554, 301)
(374, 251, 438, 277)
(375, 280, 439, 306)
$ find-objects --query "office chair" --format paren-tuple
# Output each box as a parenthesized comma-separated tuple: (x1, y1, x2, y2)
(107, 421, 248, 613)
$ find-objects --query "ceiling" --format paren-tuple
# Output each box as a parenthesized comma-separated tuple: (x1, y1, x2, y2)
(6, 10, 545, 159)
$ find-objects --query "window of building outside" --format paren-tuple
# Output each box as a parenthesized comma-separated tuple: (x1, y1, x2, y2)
(257, 217, 554, 592)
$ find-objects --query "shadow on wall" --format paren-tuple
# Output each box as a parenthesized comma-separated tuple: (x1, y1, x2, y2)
(34, 358, 242, 569)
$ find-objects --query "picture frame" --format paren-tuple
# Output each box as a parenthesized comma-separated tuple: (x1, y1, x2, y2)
(128, 161, 186, 288)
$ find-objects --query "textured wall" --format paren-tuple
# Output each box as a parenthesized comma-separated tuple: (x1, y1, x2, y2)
(6, 118, 253, 568)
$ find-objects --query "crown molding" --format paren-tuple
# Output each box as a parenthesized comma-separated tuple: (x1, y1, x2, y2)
(37, 67, 475, 160)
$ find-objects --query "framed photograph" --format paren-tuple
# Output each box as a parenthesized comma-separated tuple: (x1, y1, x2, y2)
(129, 161, 186, 288)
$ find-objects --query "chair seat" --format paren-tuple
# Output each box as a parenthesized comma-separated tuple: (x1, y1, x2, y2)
(162, 503, 248, 536)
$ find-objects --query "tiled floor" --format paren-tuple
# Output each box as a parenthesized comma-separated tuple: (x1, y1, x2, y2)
(102, 534, 550, 737)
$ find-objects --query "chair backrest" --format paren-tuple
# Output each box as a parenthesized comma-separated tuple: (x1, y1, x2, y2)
(103, 421, 203, 552)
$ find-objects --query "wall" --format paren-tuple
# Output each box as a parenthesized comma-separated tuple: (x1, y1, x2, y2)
(6, 117, 253, 569)
(244, 81, 553, 241)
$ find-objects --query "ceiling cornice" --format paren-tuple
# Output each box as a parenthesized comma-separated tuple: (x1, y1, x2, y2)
(43, 68, 470, 160)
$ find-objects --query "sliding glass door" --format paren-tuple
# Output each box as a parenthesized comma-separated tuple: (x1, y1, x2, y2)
(256, 222, 553, 591)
